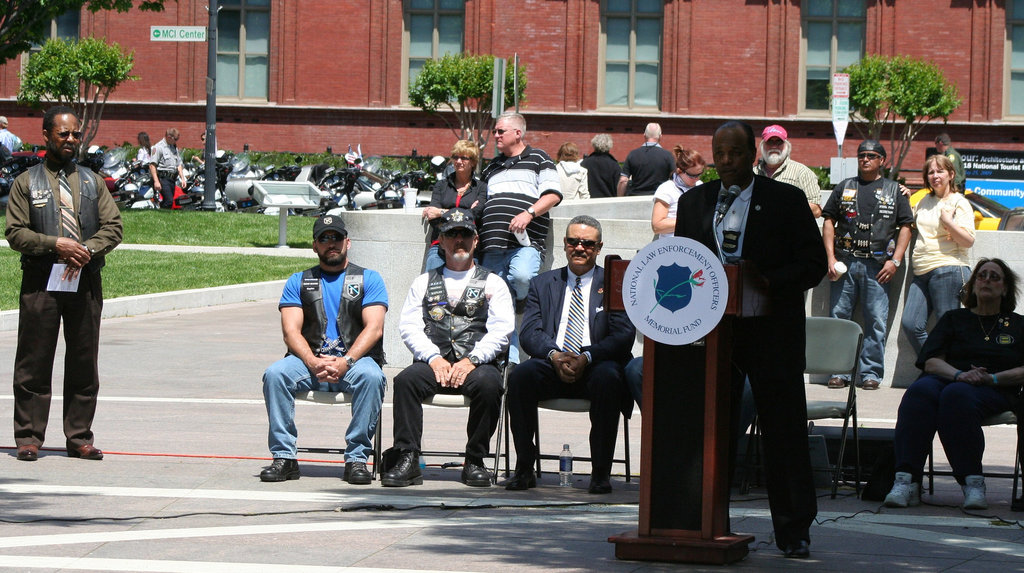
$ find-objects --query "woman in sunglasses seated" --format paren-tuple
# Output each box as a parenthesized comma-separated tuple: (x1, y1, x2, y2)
(421, 140, 487, 271)
(885, 258, 1024, 510)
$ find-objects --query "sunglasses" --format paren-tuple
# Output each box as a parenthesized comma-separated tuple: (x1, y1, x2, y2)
(451, 155, 472, 162)
(857, 153, 882, 160)
(442, 228, 475, 239)
(565, 237, 598, 249)
(976, 271, 1004, 282)
(53, 130, 83, 140)
(683, 169, 704, 178)
(493, 128, 515, 135)
(316, 233, 346, 243)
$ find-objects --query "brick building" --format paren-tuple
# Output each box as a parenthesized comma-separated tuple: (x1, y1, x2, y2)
(0, 0, 1021, 176)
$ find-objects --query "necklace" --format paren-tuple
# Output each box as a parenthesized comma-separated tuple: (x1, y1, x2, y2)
(979, 314, 1004, 342)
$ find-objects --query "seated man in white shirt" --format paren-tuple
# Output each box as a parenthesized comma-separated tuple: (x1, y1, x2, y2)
(381, 208, 515, 488)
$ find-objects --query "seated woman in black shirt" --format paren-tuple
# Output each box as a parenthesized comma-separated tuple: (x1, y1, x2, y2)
(421, 140, 487, 271)
(885, 258, 1024, 510)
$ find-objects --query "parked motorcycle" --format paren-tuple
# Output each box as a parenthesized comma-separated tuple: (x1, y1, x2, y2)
(222, 153, 265, 211)
(113, 160, 160, 209)
(0, 150, 45, 207)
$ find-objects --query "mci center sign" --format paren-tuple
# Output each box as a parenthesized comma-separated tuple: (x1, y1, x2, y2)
(150, 26, 207, 42)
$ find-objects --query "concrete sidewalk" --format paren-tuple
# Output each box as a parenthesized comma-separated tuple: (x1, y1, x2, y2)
(0, 289, 1022, 570)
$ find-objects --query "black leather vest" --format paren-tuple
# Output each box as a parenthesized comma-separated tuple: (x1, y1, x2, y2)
(833, 177, 902, 264)
(421, 266, 490, 363)
(23, 163, 104, 272)
(298, 264, 384, 365)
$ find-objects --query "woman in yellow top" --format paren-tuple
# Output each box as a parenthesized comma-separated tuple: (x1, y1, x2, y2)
(900, 155, 976, 356)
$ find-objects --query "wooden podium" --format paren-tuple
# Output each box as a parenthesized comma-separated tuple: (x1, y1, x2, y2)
(606, 256, 769, 565)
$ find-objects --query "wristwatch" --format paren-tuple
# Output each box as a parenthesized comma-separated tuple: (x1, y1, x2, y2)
(891, 258, 902, 268)
(467, 355, 482, 366)
(344, 356, 356, 368)
(526, 206, 536, 217)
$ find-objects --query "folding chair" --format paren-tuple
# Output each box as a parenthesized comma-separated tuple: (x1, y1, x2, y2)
(295, 390, 383, 479)
(531, 399, 632, 481)
(925, 409, 1024, 509)
(742, 317, 863, 498)
(418, 362, 512, 483)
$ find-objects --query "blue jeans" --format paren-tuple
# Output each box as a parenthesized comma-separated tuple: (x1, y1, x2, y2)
(893, 374, 1011, 482)
(829, 257, 889, 383)
(263, 354, 385, 462)
(481, 246, 543, 364)
(900, 265, 969, 356)
(423, 244, 445, 272)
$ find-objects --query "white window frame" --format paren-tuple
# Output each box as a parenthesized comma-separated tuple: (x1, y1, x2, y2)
(402, 0, 465, 104)
(800, 0, 865, 114)
(217, 0, 270, 101)
(598, 0, 662, 111)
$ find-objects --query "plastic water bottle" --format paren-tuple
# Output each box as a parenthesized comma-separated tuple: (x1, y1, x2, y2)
(559, 444, 573, 487)
(419, 455, 426, 471)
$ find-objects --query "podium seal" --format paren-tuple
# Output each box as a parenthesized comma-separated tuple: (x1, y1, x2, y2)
(622, 237, 727, 346)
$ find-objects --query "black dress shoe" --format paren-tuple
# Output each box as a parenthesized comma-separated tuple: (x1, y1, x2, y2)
(67, 444, 103, 460)
(381, 451, 423, 487)
(783, 540, 810, 558)
(260, 458, 300, 482)
(17, 444, 38, 461)
(504, 469, 537, 490)
(588, 476, 612, 494)
(461, 462, 492, 487)
(343, 461, 372, 485)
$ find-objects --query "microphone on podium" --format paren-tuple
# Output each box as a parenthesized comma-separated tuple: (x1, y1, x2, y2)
(714, 185, 742, 226)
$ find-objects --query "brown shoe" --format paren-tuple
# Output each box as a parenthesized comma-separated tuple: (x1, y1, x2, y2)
(861, 379, 880, 390)
(827, 377, 848, 389)
(67, 444, 103, 460)
(17, 444, 38, 461)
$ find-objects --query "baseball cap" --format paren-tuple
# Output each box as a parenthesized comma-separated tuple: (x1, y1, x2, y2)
(438, 208, 477, 234)
(858, 139, 887, 158)
(761, 125, 788, 141)
(313, 214, 347, 240)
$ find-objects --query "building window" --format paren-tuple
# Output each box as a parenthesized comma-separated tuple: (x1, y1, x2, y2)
(28, 10, 80, 56)
(404, 0, 464, 92)
(218, 0, 270, 100)
(802, 0, 865, 111)
(601, 0, 662, 109)
(1009, 0, 1024, 116)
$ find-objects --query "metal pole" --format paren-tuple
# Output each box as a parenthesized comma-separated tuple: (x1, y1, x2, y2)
(513, 53, 519, 112)
(202, 0, 219, 210)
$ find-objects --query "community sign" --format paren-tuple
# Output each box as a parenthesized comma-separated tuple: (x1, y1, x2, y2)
(962, 149, 1024, 209)
(623, 237, 727, 346)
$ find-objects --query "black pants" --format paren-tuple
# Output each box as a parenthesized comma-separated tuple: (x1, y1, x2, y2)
(157, 171, 176, 208)
(13, 267, 104, 449)
(506, 358, 628, 478)
(392, 361, 503, 464)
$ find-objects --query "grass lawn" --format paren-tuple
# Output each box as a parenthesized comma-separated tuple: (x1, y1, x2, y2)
(0, 210, 323, 310)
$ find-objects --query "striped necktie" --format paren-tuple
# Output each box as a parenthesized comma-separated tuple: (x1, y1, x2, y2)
(57, 170, 81, 242)
(563, 276, 585, 354)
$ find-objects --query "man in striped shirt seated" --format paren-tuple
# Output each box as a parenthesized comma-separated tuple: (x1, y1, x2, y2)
(479, 112, 562, 364)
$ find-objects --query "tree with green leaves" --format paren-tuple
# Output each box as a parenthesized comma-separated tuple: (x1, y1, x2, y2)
(408, 53, 527, 150)
(0, 1, 165, 65)
(845, 54, 961, 181)
(17, 37, 137, 153)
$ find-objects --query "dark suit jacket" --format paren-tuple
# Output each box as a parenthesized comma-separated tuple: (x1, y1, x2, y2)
(519, 265, 635, 365)
(674, 176, 826, 318)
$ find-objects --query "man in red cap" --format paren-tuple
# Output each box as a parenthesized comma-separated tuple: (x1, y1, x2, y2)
(754, 124, 822, 218)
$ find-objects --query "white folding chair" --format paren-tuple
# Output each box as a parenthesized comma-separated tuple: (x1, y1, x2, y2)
(295, 390, 383, 478)
(529, 398, 632, 481)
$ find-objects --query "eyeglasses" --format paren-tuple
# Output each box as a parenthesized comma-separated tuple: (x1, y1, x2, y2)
(493, 128, 515, 135)
(442, 228, 475, 239)
(53, 130, 83, 140)
(565, 237, 598, 249)
(976, 271, 1004, 282)
(316, 233, 346, 244)
(683, 169, 704, 178)
(451, 155, 472, 162)
(857, 153, 882, 160)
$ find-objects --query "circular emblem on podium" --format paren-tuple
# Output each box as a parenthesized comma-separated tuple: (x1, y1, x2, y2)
(622, 237, 728, 346)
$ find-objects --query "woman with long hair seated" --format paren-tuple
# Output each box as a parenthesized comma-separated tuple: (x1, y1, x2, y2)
(885, 258, 1024, 510)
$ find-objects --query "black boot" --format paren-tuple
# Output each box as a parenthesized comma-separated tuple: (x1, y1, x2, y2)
(343, 461, 373, 485)
(260, 458, 300, 482)
(381, 451, 423, 487)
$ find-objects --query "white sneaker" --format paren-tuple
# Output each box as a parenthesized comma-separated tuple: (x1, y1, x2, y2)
(962, 475, 988, 510)
(884, 472, 920, 508)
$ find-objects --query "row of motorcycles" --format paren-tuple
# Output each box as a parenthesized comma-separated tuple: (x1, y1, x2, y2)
(90, 145, 442, 215)
(0, 145, 442, 214)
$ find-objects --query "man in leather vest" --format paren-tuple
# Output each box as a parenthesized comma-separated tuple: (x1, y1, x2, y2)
(822, 139, 913, 390)
(382, 208, 514, 488)
(5, 106, 122, 462)
(260, 214, 388, 484)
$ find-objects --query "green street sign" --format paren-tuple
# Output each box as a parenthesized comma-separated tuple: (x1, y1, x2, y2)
(150, 26, 207, 42)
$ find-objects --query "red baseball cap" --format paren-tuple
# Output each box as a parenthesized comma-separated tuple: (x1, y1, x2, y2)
(761, 125, 788, 141)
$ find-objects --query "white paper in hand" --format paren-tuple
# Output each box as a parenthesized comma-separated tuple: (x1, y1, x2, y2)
(47, 264, 81, 292)
(513, 229, 530, 246)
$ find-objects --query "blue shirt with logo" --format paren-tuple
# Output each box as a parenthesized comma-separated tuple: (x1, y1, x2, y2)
(279, 267, 388, 341)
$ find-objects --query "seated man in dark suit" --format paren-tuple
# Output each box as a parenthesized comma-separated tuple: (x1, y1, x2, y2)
(504, 215, 635, 494)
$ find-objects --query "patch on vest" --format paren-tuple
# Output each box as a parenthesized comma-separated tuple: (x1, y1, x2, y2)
(428, 304, 446, 321)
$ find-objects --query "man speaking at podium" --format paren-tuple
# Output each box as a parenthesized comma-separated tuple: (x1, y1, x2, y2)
(673, 121, 827, 558)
